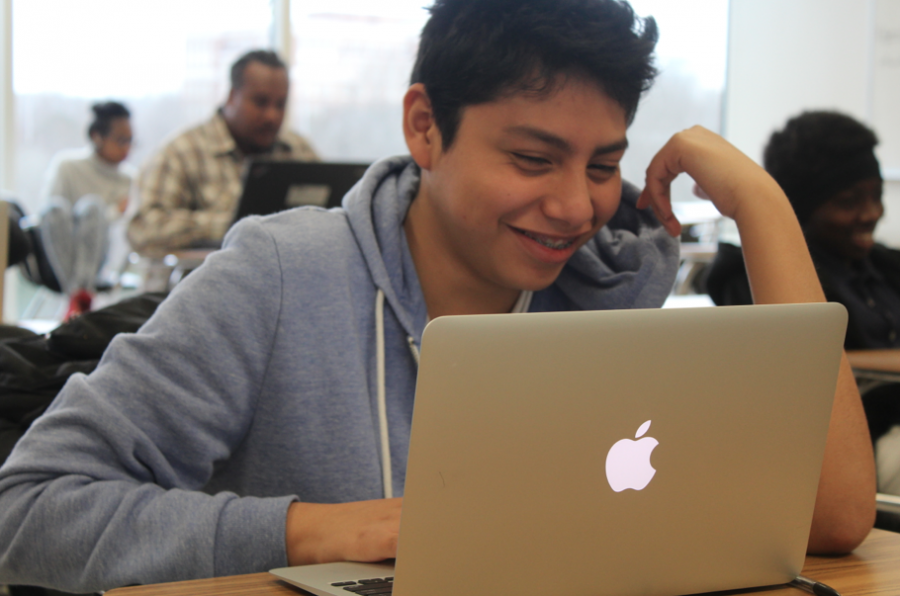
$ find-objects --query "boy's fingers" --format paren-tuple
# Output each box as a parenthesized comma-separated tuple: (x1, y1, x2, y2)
(692, 182, 711, 200)
(653, 203, 682, 237)
(639, 175, 682, 238)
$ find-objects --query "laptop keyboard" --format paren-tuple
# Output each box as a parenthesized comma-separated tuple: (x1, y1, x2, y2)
(331, 577, 394, 594)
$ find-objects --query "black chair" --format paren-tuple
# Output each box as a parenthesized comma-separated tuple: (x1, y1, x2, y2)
(5, 201, 62, 292)
(876, 493, 900, 533)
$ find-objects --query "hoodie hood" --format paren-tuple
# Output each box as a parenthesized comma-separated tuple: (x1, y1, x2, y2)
(342, 155, 679, 336)
(343, 156, 428, 344)
(544, 180, 681, 311)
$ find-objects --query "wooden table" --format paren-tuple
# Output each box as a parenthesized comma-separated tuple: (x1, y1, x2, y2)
(847, 349, 900, 379)
(845, 349, 900, 518)
(106, 528, 900, 596)
(847, 349, 900, 397)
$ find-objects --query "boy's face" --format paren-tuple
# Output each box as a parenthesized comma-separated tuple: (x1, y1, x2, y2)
(409, 77, 628, 295)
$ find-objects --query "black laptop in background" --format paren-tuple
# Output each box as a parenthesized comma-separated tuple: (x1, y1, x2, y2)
(231, 160, 369, 227)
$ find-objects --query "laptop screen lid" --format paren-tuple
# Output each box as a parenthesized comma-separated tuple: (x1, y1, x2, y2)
(270, 303, 846, 596)
(393, 303, 846, 596)
(232, 160, 369, 227)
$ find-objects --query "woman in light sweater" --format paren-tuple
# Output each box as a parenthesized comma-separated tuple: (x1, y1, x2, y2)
(42, 101, 134, 214)
(39, 101, 134, 316)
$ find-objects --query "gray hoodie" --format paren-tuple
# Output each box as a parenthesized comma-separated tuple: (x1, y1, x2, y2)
(0, 156, 678, 592)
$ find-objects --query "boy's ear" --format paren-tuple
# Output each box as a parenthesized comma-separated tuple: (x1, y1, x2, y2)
(403, 83, 442, 170)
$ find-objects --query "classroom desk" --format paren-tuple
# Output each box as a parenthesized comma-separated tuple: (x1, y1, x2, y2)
(105, 528, 900, 596)
(847, 349, 900, 395)
(673, 241, 718, 295)
(848, 349, 900, 379)
(845, 349, 900, 521)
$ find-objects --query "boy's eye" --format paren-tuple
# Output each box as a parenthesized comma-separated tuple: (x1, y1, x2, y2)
(512, 153, 551, 168)
(588, 163, 619, 180)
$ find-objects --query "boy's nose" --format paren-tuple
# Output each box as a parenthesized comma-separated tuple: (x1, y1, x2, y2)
(542, 172, 594, 229)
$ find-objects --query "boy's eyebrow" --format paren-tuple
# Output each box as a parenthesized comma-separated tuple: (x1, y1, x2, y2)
(505, 126, 629, 156)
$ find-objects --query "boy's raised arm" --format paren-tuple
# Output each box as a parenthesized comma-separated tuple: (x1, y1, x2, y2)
(637, 126, 877, 554)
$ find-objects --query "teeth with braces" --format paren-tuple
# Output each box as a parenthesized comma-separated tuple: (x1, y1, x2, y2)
(521, 230, 575, 250)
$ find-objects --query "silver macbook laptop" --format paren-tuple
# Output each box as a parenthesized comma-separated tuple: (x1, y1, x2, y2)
(271, 303, 847, 596)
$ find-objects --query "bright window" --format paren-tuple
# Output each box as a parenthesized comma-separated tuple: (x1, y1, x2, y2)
(287, 0, 430, 162)
(12, 0, 272, 214)
(11, 0, 727, 210)
(286, 0, 728, 205)
(623, 0, 729, 203)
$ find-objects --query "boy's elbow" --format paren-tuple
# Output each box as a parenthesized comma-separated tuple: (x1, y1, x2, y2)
(806, 498, 876, 555)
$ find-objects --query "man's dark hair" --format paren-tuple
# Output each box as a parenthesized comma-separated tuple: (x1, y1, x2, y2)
(87, 101, 130, 138)
(411, 0, 658, 149)
(230, 50, 287, 90)
(764, 111, 881, 223)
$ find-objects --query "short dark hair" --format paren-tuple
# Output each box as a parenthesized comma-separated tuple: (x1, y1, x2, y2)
(230, 50, 287, 90)
(764, 111, 881, 223)
(88, 101, 130, 138)
(411, 0, 658, 149)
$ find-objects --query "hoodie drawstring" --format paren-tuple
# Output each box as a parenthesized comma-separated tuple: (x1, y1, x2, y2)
(375, 289, 422, 499)
(406, 336, 420, 366)
(375, 289, 392, 499)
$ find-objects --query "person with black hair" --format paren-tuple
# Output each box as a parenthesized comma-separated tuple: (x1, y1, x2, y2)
(0, 2, 875, 592)
(708, 111, 892, 343)
(766, 113, 892, 345)
(127, 49, 318, 258)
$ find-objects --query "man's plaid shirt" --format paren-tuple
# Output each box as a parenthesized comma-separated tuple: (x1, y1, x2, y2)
(127, 111, 318, 257)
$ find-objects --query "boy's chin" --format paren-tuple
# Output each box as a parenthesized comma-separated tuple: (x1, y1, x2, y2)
(509, 267, 566, 293)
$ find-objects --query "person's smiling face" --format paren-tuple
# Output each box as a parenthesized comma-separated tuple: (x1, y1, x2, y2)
(406, 76, 628, 303)
(805, 177, 884, 262)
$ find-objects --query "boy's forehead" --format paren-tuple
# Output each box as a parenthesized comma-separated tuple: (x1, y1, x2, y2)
(455, 76, 628, 143)
(503, 124, 629, 155)
(470, 73, 621, 116)
(494, 70, 612, 104)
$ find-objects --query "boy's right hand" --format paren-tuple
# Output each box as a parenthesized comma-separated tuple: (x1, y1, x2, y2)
(636, 125, 787, 237)
(285, 498, 402, 566)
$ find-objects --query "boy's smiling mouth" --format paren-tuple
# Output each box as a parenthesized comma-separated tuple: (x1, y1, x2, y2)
(510, 226, 578, 250)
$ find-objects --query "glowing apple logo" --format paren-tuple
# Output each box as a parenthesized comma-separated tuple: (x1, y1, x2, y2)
(605, 420, 658, 492)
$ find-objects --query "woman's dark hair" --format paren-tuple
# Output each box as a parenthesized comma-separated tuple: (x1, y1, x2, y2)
(764, 111, 881, 223)
(411, 0, 658, 149)
(88, 101, 130, 139)
(230, 50, 286, 90)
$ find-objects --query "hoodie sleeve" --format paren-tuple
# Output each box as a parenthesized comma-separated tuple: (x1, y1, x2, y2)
(0, 218, 295, 592)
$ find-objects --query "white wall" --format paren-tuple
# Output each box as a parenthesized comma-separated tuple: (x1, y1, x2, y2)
(725, 0, 900, 246)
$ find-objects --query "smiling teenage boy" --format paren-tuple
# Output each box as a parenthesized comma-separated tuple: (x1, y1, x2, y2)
(0, 0, 875, 592)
